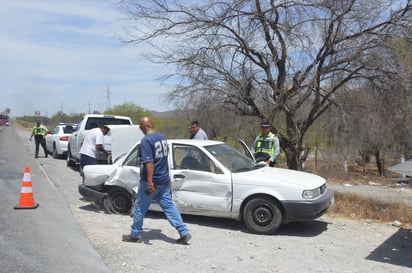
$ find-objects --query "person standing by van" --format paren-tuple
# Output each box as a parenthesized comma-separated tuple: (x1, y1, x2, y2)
(79, 124, 110, 179)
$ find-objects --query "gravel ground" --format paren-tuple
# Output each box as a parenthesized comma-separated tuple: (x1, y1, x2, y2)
(17, 127, 412, 273)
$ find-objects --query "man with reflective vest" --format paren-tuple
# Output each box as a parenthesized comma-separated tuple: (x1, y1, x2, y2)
(29, 120, 49, 158)
(251, 120, 280, 166)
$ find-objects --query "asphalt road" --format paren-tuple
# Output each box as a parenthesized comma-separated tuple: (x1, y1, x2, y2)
(0, 125, 111, 273)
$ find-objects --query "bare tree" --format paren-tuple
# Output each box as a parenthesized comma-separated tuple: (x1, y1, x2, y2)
(387, 34, 412, 159)
(118, 0, 411, 169)
(321, 33, 412, 177)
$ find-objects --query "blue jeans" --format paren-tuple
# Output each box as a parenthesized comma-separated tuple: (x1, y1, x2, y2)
(80, 154, 96, 170)
(79, 154, 97, 181)
(131, 181, 189, 239)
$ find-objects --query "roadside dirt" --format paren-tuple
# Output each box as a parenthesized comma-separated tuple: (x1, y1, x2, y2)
(18, 128, 412, 273)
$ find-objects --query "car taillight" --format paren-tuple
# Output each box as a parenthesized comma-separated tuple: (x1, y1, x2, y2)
(60, 136, 69, 141)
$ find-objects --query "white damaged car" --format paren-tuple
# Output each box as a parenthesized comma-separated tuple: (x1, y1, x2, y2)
(79, 139, 334, 234)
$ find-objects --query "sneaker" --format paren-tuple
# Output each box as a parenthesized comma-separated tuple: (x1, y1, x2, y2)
(45, 154, 48, 158)
(176, 233, 192, 245)
(35, 155, 38, 158)
(122, 234, 143, 243)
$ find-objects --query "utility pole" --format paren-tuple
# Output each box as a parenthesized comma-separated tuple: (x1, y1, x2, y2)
(106, 84, 111, 111)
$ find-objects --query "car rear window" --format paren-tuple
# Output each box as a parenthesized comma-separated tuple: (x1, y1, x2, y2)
(63, 126, 74, 134)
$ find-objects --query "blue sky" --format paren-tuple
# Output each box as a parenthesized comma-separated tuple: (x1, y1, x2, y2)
(0, 1, 173, 117)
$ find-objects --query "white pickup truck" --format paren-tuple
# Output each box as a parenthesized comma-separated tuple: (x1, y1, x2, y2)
(66, 114, 143, 167)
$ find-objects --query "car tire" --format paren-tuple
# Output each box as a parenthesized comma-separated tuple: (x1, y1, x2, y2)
(52, 143, 59, 159)
(243, 196, 283, 234)
(66, 145, 75, 167)
(103, 188, 132, 215)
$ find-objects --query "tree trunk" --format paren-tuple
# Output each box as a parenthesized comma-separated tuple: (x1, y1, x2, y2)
(279, 133, 307, 171)
(373, 149, 385, 177)
(283, 143, 299, 170)
(279, 113, 308, 170)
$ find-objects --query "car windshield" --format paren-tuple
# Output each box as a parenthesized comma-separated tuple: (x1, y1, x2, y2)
(204, 143, 262, 172)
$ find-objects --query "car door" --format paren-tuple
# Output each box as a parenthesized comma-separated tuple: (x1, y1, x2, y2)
(238, 138, 256, 162)
(46, 126, 58, 152)
(169, 143, 233, 217)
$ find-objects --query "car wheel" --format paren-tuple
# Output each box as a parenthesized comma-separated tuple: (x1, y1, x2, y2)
(52, 143, 59, 159)
(243, 196, 282, 234)
(103, 188, 132, 215)
(66, 145, 75, 167)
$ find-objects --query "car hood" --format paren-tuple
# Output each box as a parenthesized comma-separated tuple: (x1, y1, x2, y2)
(232, 166, 326, 189)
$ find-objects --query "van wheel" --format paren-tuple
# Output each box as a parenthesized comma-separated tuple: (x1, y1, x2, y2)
(103, 188, 132, 215)
(243, 196, 282, 234)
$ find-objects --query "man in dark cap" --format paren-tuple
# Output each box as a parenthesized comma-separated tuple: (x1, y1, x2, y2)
(29, 120, 49, 158)
(251, 120, 280, 166)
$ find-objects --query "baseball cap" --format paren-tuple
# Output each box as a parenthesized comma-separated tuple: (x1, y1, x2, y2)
(260, 121, 270, 128)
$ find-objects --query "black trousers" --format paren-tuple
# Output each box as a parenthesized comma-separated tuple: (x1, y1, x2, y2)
(34, 135, 47, 157)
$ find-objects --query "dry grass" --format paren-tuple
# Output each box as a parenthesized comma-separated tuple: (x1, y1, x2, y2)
(327, 192, 412, 227)
(302, 159, 412, 227)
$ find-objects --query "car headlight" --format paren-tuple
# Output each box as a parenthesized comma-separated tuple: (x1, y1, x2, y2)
(302, 187, 321, 199)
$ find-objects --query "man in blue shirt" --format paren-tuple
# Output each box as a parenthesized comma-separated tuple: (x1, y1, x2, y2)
(122, 116, 191, 244)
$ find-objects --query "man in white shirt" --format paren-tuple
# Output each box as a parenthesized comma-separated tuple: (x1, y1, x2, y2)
(79, 124, 110, 179)
(190, 120, 208, 140)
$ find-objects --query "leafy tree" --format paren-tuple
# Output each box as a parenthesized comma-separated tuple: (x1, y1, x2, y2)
(50, 111, 70, 124)
(118, 0, 411, 169)
(104, 102, 151, 124)
(104, 102, 173, 133)
(45, 111, 84, 129)
(17, 116, 50, 127)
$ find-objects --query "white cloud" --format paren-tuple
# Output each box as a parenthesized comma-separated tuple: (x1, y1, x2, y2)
(0, 0, 172, 117)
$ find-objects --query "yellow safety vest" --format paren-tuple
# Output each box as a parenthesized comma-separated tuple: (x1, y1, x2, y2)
(255, 132, 276, 156)
(33, 125, 46, 136)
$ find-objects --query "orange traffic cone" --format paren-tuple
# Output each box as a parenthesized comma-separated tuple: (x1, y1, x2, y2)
(14, 167, 39, 209)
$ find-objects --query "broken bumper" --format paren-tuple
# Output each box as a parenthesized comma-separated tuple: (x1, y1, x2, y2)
(79, 184, 107, 206)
